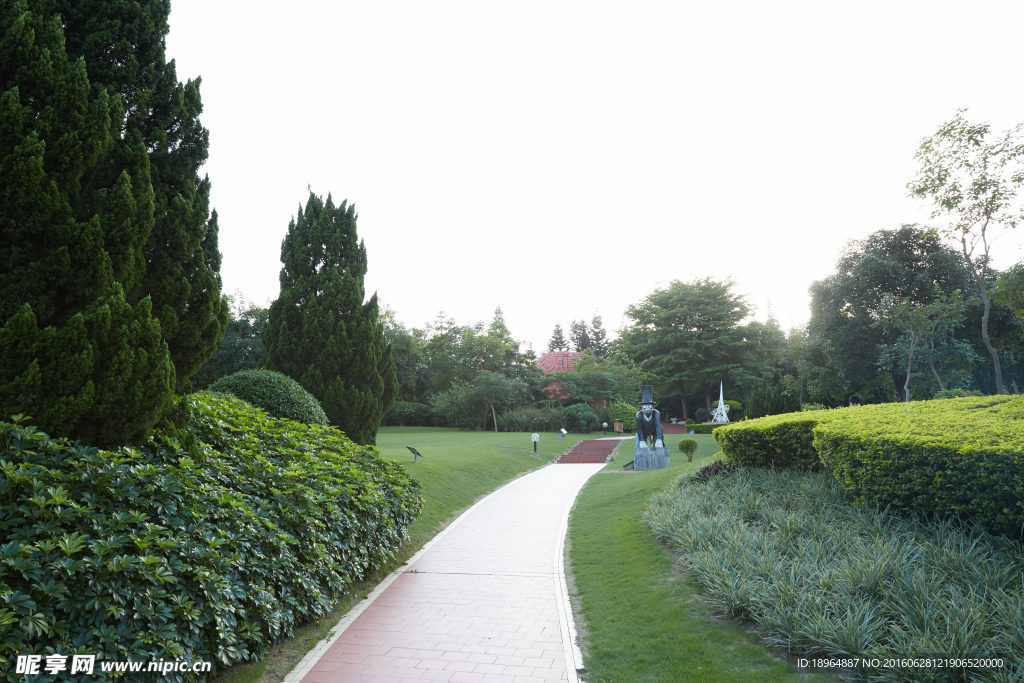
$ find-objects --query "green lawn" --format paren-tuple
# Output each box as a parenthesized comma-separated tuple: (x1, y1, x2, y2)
(569, 435, 832, 683)
(214, 427, 608, 683)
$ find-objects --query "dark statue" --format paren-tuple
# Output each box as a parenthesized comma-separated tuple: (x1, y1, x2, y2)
(635, 385, 664, 449)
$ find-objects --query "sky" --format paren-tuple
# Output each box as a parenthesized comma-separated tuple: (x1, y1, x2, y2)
(165, 0, 1024, 353)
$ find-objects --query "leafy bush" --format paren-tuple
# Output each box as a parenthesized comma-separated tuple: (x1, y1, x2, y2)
(606, 401, 638, 430)
(564, 403, 600, 433)
(647, 467, 1024, 678)
(745, 375, 800, 419)
(695, 407, 711, 423)
(814, 395, 1024, 537)
(933, 388, 983, 399)
(802, 403, 828, 411)
(724, 400, 743, 421)
(496, 405, 565, 432)
(0, 394, 421, 677)
(690, 424, 718, 434)
(715, 411, 832, 469)
(677, 438, 698, 461)
(685, 418, 694, 425)
(383, 401, 433, 426)
(208, 369, 328, 425)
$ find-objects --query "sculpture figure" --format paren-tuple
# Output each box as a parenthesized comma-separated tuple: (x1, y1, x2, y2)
(709, 381, 730, 423)
(635, 385, 664, 449)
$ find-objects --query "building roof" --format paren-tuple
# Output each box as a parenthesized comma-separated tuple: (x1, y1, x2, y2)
(536, 351, 580, 374)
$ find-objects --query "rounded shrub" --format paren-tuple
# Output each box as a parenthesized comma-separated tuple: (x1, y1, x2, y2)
(383, 401, 433, 426)
(677, 437, 699, 461)
(564, 403, 600, 433)
(607, 401, 638, 430)
(209, 368, 329, 425)
(0, 394, 421, 674)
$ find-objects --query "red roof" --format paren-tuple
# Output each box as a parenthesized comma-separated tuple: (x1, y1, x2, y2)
(536, 351, 580, 374)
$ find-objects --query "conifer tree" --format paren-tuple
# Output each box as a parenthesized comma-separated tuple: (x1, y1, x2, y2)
(56, 0, 228, 390)
(262, 193, 397, 445)
(570, 319, 592, 352)
(0, 0, 173, 446)
(548, 323, 568, 352)
(590, 314, 609, 357)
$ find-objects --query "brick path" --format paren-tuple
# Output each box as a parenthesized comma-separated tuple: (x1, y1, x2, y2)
(290, 462, 606, 683)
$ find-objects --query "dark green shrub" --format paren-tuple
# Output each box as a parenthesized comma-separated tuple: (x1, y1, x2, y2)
(714, 411, 833, 469)
(0, 394, 421, 677)
(933, 388, 983, 399)
(677, 437, 698, 461)
(606, 401, 637, 430)
(209, 369, 329, 425)
(690, 424, 717, 434)
(695, 407, 711, 423)
(813, 395, 1024, 537)
(745, 375, 800, 419)
(496, 405, 565, 432)
(564, 403, 600, 433)
(724, 400, 743, 421)
(383, 401, 433, 426)
(685, 418, 694, 425)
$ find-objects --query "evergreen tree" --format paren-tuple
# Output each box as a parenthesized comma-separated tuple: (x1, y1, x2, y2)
(0, 0, 173, 446)
(191, 293, 268, 389)
(569, 319, 592, 351)
(261, 193, 397, 445)
(56, 0, 228, 390)
(590, 314, 609, 357)
(548, 323, 568, 352)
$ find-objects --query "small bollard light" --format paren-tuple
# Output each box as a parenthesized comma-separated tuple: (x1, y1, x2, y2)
(602, 421, 608, 435)
(531, 433, 540, 454)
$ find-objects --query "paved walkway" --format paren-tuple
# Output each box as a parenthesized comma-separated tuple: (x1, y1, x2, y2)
(290, 463, 607, 683)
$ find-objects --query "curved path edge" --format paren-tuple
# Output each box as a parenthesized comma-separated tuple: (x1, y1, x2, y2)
(284, 461, 605, 683)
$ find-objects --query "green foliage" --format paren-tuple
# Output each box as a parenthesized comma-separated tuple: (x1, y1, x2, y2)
(715, 411, 831, 470)
(495, 405, 565, 432)
(802, 403, 828, 411)
(814, 395, 1024, 537)
(382, 401, 434, 427)
(564, 403, 600, 433)
(933, 388, 983, 399)
(544, 351, 644, 406)
(646, 467, 1024, 679)
(690, 424, 718, 434)
(57, 0, 227, 390)
(192, 294, 268, 390)
(208, 369, 329, 425)
(0, 1, 174, 448)
(745, 375, 800, 419)
(677, 437, 698, 461)
(262, 193, 397, 445)
(724, 399, 743, 420)
(548, 323, 568, 352)
(994, 261, 1024, 317)
(617, 278, 756, 416)
(606, 401, 637, 430)
(0, 394, 420, 677)
(430, 372, 530, 430)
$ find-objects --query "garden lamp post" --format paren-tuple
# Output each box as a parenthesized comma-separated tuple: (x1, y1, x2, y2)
(531, 433, 540, 454)
(602, 422, 608, 435)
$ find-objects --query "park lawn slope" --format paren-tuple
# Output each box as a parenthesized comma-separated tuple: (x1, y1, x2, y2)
(569, 435, 831, 683)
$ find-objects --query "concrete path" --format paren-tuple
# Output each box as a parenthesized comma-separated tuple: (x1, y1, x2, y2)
(290, 462, 606, 683)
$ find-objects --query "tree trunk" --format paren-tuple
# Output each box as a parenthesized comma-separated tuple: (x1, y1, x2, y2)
(491, 402, 498, 433)
(927, 339, 945, 391)
(705, 385, 713, 410)
(677, 380, 688, 421)
(904, 335, 917, 402)
(963, 233, 1006, 394)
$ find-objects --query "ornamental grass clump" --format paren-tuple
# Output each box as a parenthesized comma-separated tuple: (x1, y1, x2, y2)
(0, 392, 421, 678)
(646, 467, 1024, 681)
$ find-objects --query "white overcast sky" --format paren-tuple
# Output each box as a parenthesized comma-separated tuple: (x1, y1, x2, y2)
(166, 0, 1024, 352)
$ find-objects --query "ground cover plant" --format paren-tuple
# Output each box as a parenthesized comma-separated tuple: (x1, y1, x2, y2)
(211, 427, 603, 683)
(0, 393, 420, 681)
(715, 395, 1024, 536)
(568, 435, 833, 682)
(646, 467, 1024, 682)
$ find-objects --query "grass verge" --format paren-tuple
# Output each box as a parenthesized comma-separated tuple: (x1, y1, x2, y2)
(569, 437, 832, 682)
(212, 427, 605, 683)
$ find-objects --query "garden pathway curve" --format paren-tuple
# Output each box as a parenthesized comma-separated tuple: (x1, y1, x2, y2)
(287, 462, 607, 683)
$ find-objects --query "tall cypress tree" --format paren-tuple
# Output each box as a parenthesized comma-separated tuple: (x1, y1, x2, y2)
(0, 0, 173, 446)
(56, 0, 228, 390)
(262, 193, 398, 445)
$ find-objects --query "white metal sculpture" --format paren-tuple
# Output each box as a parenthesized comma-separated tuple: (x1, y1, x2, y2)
(709, 381, 730, 423)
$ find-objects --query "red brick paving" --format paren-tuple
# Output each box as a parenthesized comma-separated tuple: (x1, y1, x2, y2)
(294, 463, 606, 683)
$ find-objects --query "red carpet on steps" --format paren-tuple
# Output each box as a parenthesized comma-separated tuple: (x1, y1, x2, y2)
(556, 439, 625, 464)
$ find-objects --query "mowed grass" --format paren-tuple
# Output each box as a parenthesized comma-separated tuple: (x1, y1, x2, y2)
(214, 426, 606, 683)
(569, 435, 832, 683)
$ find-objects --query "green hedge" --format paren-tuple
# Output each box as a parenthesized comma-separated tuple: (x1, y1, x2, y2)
(690, 424, 719, 434)
(0, 393, 421, 677)
(606, 402, 637, 431)
(714, 411, 833, 469)
(814, 395, 1024, 537)
(209, 369, 329, 425)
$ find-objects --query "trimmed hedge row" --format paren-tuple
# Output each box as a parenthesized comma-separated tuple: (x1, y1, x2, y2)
(714, 396, 1024, 536)
(0, 392, 421, 679)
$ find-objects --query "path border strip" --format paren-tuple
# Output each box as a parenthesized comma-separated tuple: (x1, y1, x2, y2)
(284, 460, 597, 683)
